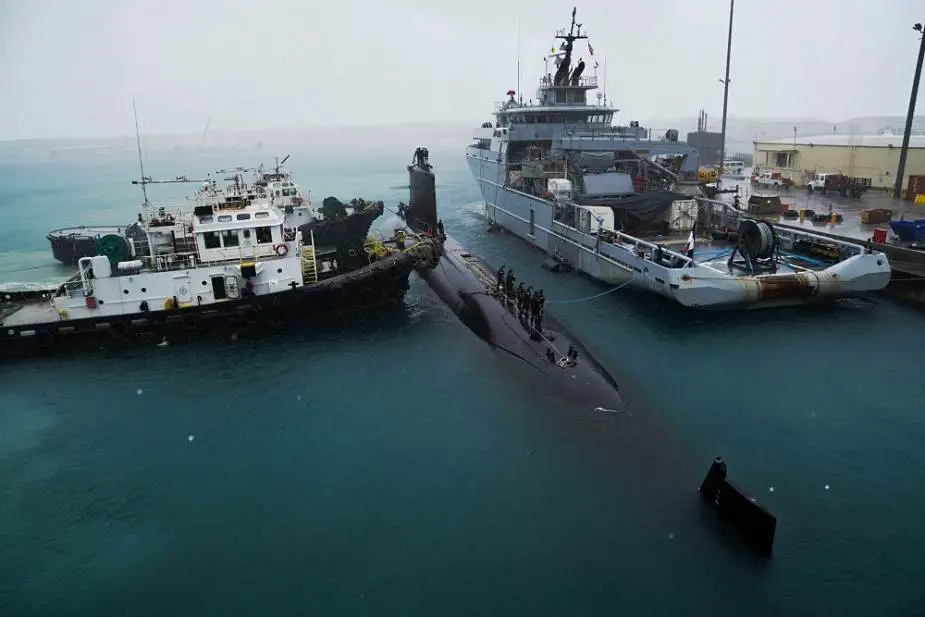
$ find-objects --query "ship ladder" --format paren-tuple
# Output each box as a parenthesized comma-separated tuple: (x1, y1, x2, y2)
(301, 246, 319, 284)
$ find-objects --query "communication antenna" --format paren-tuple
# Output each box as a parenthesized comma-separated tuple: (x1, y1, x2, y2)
(517, 15, 522, 104)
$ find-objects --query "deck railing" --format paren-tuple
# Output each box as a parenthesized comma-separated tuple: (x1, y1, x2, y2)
(538, 75, 598, 88)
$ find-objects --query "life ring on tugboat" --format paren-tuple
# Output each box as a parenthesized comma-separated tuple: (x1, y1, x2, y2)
(274, 244, 289, 257)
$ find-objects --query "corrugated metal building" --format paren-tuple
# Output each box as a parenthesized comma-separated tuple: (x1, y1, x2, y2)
(752, 133, 925, 196)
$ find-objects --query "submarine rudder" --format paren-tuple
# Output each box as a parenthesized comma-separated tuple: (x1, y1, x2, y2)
(699, 456, 777, 557)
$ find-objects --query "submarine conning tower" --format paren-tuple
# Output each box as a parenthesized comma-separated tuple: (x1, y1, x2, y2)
(406, 146, 437, 234)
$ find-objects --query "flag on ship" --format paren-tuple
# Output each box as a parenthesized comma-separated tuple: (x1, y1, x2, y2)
(588, 42, 594, 55)
(686, 227, 695, 258)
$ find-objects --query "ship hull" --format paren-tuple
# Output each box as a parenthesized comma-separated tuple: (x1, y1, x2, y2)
(465, 149, 891, 310)
(300, 203, 384, 249)
(0, 252, 415, 360)
(47, 226, 127, 265)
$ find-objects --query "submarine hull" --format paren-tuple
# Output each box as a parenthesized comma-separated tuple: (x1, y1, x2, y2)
(419, 236, 623, 412)
(401, 147, 623, 412)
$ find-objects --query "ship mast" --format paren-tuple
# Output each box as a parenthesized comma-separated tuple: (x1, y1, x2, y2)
(718, 0, 734, 176)
(132, 98, 149, 208)
(552, 7, 587, 87)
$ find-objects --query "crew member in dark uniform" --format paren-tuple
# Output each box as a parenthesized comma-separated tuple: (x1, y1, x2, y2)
(496, 266, 506, 294)
(567, 344, 578, 361)
(533, 289, 545, 334)
(516, 283, 526, 317)
(436, 219, 445, 238)
(505, 269, 516, 308)
(523, 285, 533, 321)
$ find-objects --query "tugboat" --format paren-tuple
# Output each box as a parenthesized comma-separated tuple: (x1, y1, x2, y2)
(252, 156, 384, 252)
(2, 169, 418, 358)
(46, 156, 384, 266)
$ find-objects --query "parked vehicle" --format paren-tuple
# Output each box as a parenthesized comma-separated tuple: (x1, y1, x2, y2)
(807, 173, 871, 198)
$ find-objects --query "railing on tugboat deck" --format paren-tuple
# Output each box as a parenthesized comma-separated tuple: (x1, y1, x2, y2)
(538, 74, 598, 88)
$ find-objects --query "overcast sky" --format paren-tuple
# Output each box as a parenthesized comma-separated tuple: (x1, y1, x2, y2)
(1, 0, 922, 140)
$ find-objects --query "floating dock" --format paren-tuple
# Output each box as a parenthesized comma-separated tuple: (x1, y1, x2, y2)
(703, 199, 925, 302)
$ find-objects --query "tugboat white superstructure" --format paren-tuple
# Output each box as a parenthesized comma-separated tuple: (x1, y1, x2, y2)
(2, 149, 421, 357)
(465, 7, 892, 309)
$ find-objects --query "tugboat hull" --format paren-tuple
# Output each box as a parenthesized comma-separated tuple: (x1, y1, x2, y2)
(0, 252, 415, 360)
(305, 202, 384, 248)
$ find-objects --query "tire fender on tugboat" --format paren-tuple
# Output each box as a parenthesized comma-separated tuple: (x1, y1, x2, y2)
(36, 329, 55, 348)
(182, 312, 198, 331)
(243, 308, 260, 325)
(109, 321, 129, 339)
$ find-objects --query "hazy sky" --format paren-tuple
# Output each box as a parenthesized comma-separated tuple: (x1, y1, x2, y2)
(1, 0, 922, 140)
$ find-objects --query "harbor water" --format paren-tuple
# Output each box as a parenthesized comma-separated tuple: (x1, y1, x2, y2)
(2, 146, 924, 616)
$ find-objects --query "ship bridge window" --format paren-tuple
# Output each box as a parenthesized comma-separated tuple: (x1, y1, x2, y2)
(255, 211, 270, 219)
(236, 213, 251, 220)
(199, 215, 213, 223)
(221, 229, 240, 247)
(256, 226, 273, 244)
(217, 215, 233, 222)
(203, 231, 220, 249)
(282, 188, 297, 196)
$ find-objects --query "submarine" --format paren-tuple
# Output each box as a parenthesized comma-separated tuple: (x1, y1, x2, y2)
(397, 147, 623, 412)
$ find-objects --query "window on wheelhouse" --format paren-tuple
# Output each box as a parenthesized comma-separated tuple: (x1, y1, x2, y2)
(203, 231, 220, 249)
(221, 229, 240, 247)
(255, 227, 273, 244)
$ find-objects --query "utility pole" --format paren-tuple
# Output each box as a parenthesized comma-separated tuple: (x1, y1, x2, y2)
(894, 23, 925, 200)
(718, 0, 734, 176)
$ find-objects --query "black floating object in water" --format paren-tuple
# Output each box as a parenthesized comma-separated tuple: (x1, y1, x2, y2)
(699, 456, 777, 556)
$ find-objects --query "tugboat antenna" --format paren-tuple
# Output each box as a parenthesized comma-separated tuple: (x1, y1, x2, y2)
(132, 97, 149, 207)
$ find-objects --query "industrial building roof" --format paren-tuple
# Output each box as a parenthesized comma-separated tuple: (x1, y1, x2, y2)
(755, 133, 925, 149)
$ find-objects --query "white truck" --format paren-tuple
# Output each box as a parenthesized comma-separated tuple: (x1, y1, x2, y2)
(752, 172, 784, 188)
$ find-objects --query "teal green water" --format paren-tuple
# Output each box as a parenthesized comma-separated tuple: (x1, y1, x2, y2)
(2, 147, 924, 616)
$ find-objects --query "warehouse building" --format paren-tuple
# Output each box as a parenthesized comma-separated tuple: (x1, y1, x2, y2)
(752, 132, 925, 197)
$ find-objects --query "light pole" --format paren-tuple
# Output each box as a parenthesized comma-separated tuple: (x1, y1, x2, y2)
(894, 23, 925, 200)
